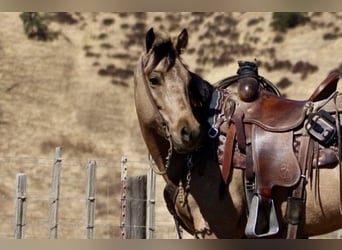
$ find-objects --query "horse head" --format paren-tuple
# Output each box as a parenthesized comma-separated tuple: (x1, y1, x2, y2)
(135, 28, 210, 153)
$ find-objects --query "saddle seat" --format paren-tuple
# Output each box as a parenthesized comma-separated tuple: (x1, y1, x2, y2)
(238, 90, 308, 132)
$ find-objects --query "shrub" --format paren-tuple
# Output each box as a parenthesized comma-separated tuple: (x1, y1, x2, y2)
(271, 12, 309, 32)
(20, 12, 51, 41)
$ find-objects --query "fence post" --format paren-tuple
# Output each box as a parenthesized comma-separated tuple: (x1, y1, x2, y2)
(14, 173, 27, 239)
(125, 175, 147, 239)
(147, 166, 156, 239)
(85, 160, 96, 239)
(120, 156, 147, 239)
(49, 146, 62, 239)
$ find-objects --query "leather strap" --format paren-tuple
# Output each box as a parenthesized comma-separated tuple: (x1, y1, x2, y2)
(222, 124, 236, 183)
(232, 108, 246, 152)
(286, 134, 313, 239)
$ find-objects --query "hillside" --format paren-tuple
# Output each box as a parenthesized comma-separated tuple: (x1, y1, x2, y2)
(1, 11, 342, 160)
(0, 12, 341, 239)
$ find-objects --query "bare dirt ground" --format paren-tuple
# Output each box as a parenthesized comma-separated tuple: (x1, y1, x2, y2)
(0, 12, 341, 239)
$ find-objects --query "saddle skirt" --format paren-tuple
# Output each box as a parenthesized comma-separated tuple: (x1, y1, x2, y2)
(208, 89, 303, 187)
(208, 88, 341, 187)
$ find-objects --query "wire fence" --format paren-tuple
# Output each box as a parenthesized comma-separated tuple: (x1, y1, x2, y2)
(0, 147, 182, 239)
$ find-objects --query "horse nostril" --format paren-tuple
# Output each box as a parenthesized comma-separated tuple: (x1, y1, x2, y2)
(181, 127, 192, 142)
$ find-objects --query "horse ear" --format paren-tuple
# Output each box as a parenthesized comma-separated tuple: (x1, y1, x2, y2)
(145, 28, 155, 53)
(175, 28, 188, 55)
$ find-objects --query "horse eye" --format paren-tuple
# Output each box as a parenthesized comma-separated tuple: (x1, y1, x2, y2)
(149, 75, 161, 86)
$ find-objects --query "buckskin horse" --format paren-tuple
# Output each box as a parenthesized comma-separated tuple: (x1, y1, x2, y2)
(134, 28, 342, 238)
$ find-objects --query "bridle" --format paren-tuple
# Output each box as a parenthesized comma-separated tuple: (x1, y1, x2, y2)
(141, 53, 174, 175)
(141, 51, 201, 239)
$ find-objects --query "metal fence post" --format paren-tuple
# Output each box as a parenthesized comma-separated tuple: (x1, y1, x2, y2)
(120, 156, 128, 239)
(147, 166, 156, 239)
(120, 156, 147, 239)
(14, 173, 27, 239)
(49, 146, 62, 239)
(85, 160, 96, 239)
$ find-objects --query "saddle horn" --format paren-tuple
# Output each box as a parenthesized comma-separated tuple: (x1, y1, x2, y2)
(237, 61, 260, 102)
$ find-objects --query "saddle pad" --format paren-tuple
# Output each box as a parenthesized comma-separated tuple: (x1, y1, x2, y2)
(253, 126, 301, 191)
(239, 91, 308, 132)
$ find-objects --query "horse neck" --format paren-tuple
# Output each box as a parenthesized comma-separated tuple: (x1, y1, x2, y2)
(189, 72, 215, 124)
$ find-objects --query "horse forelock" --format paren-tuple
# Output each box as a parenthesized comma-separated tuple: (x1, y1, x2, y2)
(144, 38, 180, 73)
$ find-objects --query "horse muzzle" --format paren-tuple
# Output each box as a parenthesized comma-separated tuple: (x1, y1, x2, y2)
(172, 124, 201, 153)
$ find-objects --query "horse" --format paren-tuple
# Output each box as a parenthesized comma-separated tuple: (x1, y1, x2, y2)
(134, 28, 342, 238)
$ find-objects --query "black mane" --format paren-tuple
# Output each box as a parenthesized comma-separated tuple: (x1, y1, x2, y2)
(188, 71, 214, 125)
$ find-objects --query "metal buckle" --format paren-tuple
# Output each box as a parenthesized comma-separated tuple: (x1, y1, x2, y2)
(245, 180, 255, 191)
(208, 127, 219, 138)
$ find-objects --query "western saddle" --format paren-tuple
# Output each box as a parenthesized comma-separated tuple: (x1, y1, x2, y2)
(211, 61, 342, 238)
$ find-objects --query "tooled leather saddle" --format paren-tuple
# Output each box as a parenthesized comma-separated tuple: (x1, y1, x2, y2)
(209, 61, 342, 238)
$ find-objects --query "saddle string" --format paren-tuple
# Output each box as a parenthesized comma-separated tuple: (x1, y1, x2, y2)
(312, 142, 320, 206)
(309, 91, 341, 208)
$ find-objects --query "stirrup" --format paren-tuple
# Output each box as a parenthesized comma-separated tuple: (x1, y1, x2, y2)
(245, 195, 279, 238)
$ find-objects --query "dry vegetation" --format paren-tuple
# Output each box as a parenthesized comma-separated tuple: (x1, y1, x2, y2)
(0, 12, 341, 239)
